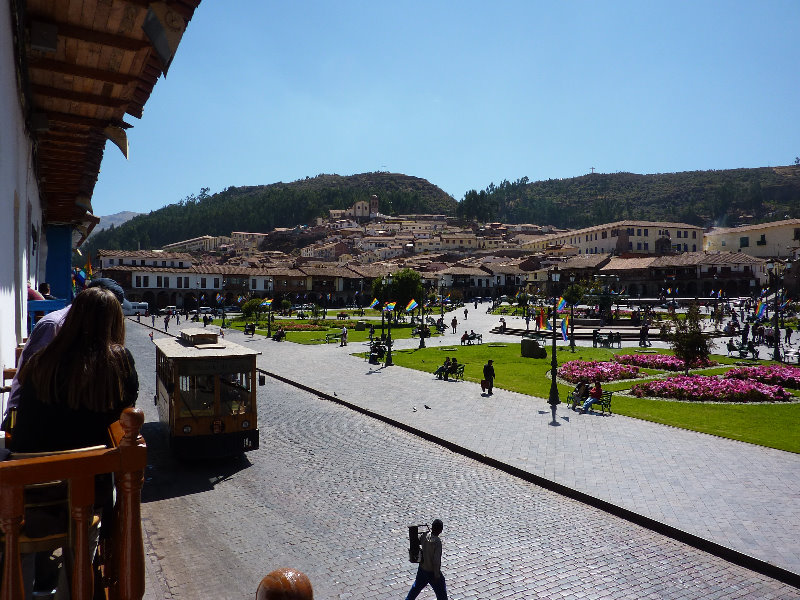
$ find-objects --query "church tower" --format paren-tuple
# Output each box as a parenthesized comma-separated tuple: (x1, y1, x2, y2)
(370, 194, 379, 217)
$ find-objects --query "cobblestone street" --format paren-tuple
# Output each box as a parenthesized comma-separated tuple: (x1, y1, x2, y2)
(127, 322, 798, 599)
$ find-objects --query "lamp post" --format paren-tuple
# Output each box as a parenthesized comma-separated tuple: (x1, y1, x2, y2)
(383, 275, 394, 367)
(548, 267, 561, 425)
(220, 279, 227, 329)
(766, 262, 782, 362)
(569, 273, 576, 352)
(440, 277, 445, 316)
(267, 277, 273, 338)
(419, 283, 426, 349)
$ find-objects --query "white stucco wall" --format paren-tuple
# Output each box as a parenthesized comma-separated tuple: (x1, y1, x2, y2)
(0, 4, 43, 382)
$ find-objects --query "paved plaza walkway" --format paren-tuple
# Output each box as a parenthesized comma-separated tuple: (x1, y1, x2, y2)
(167, 304, 800, 582)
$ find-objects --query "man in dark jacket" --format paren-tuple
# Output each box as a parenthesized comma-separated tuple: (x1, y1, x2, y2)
(483, 359, 495, 395)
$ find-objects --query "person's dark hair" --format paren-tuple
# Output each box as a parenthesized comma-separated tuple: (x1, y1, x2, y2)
(87, 277, 125, 304)
(19, 287, 131, 411)
(431, 519, 443, 535)
(38, 282, 51, 295)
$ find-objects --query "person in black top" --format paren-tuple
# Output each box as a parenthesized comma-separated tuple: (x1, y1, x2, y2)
(12, 286, 138, 451)
(12, 286, 138, 598)
(483, 359, 495, 395)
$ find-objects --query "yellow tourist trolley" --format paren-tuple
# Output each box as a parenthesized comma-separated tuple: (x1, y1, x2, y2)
(153, 328, 260, 457)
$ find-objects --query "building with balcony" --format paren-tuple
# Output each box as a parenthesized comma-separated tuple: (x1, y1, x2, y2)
(521, 220, 703, 255)
(703, 219, 800, 259)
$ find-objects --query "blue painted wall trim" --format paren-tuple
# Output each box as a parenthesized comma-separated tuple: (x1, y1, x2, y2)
(45, 225, 73, 300)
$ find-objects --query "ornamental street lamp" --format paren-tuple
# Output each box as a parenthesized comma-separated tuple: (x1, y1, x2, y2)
(440, 277, 445, 316)
(221, 279, 227, 329)
(766, 261, 783, 362)
(383, 275, 394, 366)
(267, 277, 273, 338)
(569, 273, 576, 352)
(548, 267, 561, 425)
(419, 283, 426, 349)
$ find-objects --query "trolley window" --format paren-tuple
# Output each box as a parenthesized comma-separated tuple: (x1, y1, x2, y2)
(178, 374, 216, 416)
(219, 371, 252, 415)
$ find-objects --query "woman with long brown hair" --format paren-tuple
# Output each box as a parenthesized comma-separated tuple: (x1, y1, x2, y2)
(11, 286, 139, 452)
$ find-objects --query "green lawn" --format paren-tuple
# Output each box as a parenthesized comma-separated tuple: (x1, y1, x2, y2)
(379, 343, 800, 453)
(220, 316, 438, 345)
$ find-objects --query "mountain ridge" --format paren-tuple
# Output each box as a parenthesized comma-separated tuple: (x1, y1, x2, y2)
(84, 165, 800, 256)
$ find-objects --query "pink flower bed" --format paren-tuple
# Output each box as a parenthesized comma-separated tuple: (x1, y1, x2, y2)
(630, 375, 792, 403)
(613, 354, 717, 371)
(557, 360, 640, 383)
(723, 365, 800, 389)
(281, 323, 328, 331)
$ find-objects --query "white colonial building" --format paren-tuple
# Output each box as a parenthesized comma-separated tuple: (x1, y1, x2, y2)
(703, 219, 800, 259)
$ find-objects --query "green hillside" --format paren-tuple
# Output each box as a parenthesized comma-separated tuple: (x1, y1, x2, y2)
(458, 165, 800, 228)
(85, 165, 800, 258)
(84, 172, 457, 254)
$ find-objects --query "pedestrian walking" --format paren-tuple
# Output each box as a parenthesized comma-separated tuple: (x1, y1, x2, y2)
(405, 519, 448, 600)
(482, 359, 495, 395)
(463, 307, 468, 320)
(786, 325, 793, 345)
(340, 325, 348, 346)
(151, 314, 156, 327)
(451, 316, 457, 334)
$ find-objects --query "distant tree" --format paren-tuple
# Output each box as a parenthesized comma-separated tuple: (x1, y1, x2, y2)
(371, 269, 423, 321)
(241, 298, 263, 319)
(562, 283, 585, 309)
(795, 156, 800, 165)
(669, 303, 711, 375)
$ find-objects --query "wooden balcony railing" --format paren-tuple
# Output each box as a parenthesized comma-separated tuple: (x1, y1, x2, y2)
(0, 408, 147, 600)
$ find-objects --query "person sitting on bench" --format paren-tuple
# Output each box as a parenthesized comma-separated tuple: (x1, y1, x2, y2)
(272, 326, 285, 341)
(461, 331, 469, 345)
(434, 357, 451, 379)
(446, 358, 459, 380)
(571, 381, 589, 410)
(580, 381, 603, 413)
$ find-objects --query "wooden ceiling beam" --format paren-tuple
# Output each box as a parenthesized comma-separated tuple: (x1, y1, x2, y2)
(45, 110, 117, 129)
(29, 57, 140, 86)
(31, 84, 129, 109)
(40, 139, 105, 150)
(28, 18, 151, 52)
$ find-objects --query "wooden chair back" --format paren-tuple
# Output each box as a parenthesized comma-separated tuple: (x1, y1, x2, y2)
(0, 408, 147, 600)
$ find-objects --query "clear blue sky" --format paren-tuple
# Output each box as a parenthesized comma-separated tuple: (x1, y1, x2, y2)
(92, 0, 800, 217)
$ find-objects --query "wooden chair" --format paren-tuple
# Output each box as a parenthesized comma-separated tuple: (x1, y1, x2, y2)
(0, 408, 147, 600)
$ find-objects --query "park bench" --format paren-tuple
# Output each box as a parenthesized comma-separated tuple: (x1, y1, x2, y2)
(466, 333, 482, 345)
(598, 391, 613, 414)
(452, 364, 465, 381)
(0, 408, 147, 600)
(244, 323, 256, 336)
(325, 333, 342, 344)
(567, 390, 613, 414)
(337, 312, 348, 320)
(296, 312, 307, 320)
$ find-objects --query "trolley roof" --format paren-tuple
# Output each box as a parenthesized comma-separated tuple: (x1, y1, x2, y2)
(153, 329, 261, 359)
